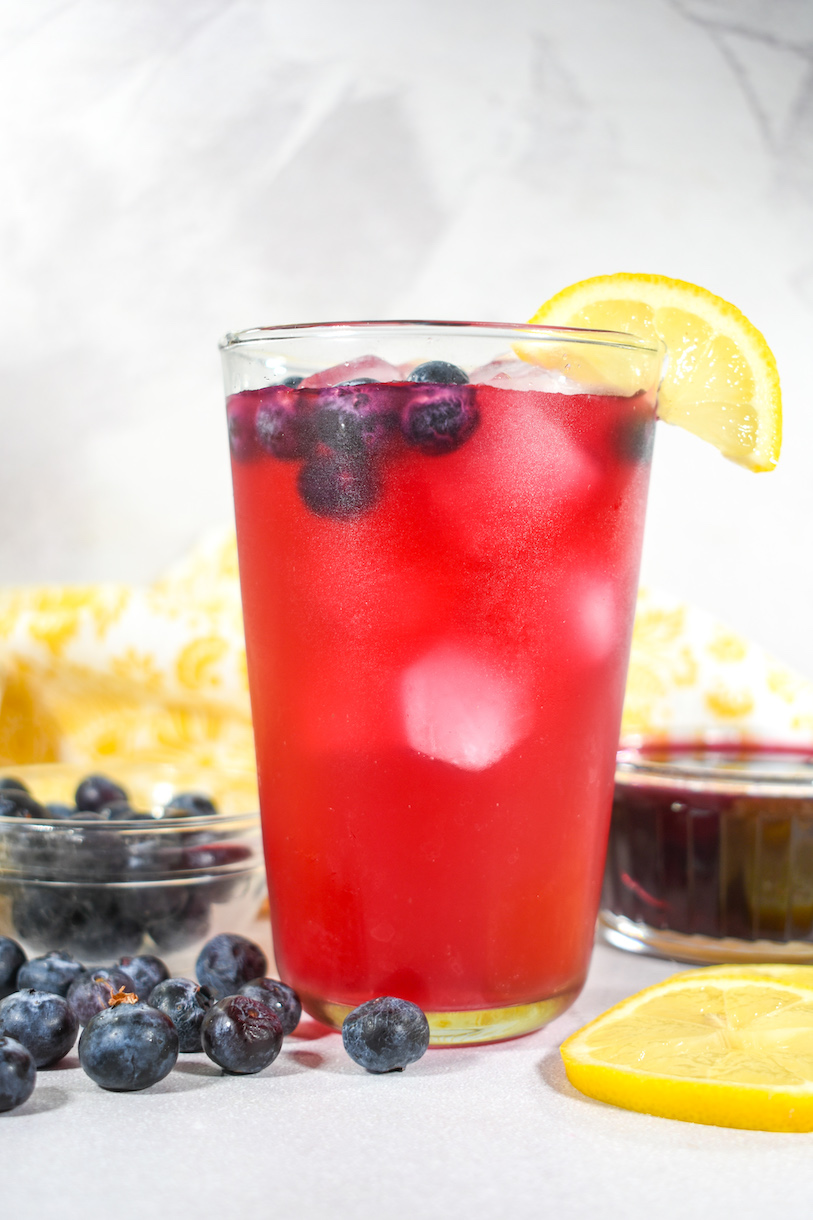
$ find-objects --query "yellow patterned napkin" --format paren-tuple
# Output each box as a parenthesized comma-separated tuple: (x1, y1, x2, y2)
(1, 531, 811, 771)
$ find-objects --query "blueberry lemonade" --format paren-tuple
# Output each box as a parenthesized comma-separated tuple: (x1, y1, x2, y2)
(222, 321, 663, 1043)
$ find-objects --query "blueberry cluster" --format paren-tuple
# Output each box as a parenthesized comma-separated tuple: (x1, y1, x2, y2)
(228, 360, 480, 519)
(0, 929, 431, 1109)
(0, 774, 254, 960)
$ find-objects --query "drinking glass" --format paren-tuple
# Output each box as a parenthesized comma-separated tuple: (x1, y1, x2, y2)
(220, 320, 663, 1043)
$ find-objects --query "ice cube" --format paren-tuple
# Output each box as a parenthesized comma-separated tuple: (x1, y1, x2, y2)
(469, 359, 586, 394)
(570, 576, 619, 665)
(300, 356, 403, 388)
(401, 644, 531, 771)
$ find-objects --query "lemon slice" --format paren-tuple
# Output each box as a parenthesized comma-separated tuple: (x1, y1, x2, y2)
(529, 273, 781, 471)
(561, 966, 813, 1131)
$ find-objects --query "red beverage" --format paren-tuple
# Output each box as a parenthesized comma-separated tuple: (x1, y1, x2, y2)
(222, 324, 661, 1042)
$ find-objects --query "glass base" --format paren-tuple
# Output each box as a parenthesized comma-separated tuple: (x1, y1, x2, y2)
(302, 987, 580, 1046)
(599, 910, 813, 966)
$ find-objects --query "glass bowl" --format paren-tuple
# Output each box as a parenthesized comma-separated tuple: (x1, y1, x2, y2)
(600, 745, 813, 964)
(0, 763, 265, 976)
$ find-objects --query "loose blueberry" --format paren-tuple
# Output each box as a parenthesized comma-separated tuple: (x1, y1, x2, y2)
(255, 387, 314, 460)
(97, 800, 138, 821)
(0, 989, 78, 1067)
(79, 1003, 179, 1092)
(117, 955, 169, 1002)
(281, 374, 303, 388)
(238, 978, 301, 1036)
(407, 360, 469, 385)
(201, 995, 283, 1074)
(341, 996, 430, 1073)
(75, 774, 129, 813)
(0, 790, 47, 819)
(298, 454, 380, 519)
(44, 802, 75, 820)
(195, 933, 268, 999)
(67, 967, 137, 1026)
(401, 385, 479, 455)
(0, 937, 26, 1000)
(0, 777, 30, 794)
(17, 951, 85, 998)
(148, 978, 214, 1053)
(0, 1036, 36, 1112)
(163, 792, 219, 819)
(313, 386, 393, 457)
(148, 893, 212, 952)
(11, 888, 71, 951)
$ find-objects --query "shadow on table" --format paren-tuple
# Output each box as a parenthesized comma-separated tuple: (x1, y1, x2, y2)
(538, 1051, 606, 1107)
(4, 1085, 69, 1117)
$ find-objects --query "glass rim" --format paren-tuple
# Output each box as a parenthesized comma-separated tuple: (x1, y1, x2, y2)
(616, 745, 813, 799)
(219, 318, 663, 355)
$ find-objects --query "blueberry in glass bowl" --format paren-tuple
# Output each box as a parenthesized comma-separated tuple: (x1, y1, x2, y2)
(0, 763, 265, 977)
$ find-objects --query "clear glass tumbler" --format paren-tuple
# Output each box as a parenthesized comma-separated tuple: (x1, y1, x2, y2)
(220, 320, 663, 1043)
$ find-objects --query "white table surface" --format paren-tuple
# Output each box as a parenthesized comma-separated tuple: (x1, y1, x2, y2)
(5, 926, 813, 1220)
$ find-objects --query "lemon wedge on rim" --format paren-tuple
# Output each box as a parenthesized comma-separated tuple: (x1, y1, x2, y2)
(561, 965, 813, 1131)
(528, 273, 782, 472)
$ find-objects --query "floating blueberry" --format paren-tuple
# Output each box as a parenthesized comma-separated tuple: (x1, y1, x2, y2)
(0, 989, 79, 1068)
(163, 792, 219, 819)
(281, 375, 303, 388)
(0, 777, 30, 794)
(67, 967, 137, 1026)
(0, 1036, 36, 1112)
(195, 933, 268, 999)
(227, 392, 261, 461)
(337, 377, 378, 385)
(75, 774, 128, 813)
(117, 955, 169, 1002)
(298, 454, 380, 519)
(313, 385, 393, 457)
(17, 951, 85, 998)
(0, 937, 26, 1000)
(201, 995, 283, 1074)
(341, 996, 430, 1073)
(148, 977, 214, 1052)
(615, 410, 656, 463)
(407, 360, 469, 385)
(79, 1003, 179, 1092)
(401, 385, 479, 455)
(238, 978, 301, 1036)
(256, 387, 313, 460)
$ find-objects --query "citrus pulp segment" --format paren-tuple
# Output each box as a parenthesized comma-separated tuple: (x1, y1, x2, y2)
(528, 273, 781, 472)
(561, 967, 813, 1131)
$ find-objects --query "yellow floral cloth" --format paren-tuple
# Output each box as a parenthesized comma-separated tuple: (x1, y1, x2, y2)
(1, 530, 812, 770)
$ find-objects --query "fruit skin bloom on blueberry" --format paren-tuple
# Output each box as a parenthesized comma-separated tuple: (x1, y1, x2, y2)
(238, 978, 302, 1036)
(79, 1003, 179, 1092)
(0, 989, 78, 1067)
(17, 951, 85, 998)
(67, 967, 137, 1025)
(201, 995, 283, 1075)
(342, 997, 430, 1073)
(401, 386, 479, 455)
(0, 1036, 36, 1112)
(195, 933, 268, 1000)
(148, 977, 214, 1053)
(0, 936, 26, 1000)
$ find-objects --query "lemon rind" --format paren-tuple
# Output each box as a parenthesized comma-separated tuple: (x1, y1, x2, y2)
(530, 273, 782, 472)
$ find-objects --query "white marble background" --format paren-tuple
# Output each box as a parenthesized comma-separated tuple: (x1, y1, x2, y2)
(2, 0, 813, 672)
